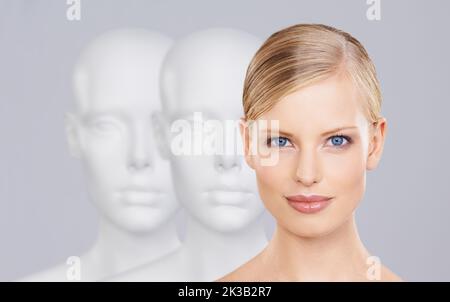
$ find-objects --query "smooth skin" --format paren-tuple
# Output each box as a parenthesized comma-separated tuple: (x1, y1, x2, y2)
(219, 71, 402, 281)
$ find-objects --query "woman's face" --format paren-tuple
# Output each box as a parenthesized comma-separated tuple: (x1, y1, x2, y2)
(243, 73, 386, 238)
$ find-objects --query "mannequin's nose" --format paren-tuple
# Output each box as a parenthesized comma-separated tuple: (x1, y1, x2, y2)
(128, 124, 153, 171)
(214, 154, 241, 172)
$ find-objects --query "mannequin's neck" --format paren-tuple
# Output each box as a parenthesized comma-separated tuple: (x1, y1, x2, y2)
(266, 214, 370, 281)
(183, 213, 268, 280)
(84, 215, 181, 279)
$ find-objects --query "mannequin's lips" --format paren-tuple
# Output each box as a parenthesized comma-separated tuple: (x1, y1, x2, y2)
(207, 189, 252, 206)
(285, 195, 333, 214)
(121, 190, 162, 206)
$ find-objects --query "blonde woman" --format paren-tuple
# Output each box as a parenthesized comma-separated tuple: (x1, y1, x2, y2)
(219, 24, 401, 281)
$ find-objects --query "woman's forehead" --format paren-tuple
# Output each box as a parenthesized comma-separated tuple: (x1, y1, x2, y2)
(250, 77, 370, 138)
(264, 77, 362, 118)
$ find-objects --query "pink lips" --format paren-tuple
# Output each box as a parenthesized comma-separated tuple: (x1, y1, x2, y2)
(285, 194, 333, 214)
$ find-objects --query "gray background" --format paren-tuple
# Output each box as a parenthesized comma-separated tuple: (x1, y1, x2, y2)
(1, 0, 449, 281)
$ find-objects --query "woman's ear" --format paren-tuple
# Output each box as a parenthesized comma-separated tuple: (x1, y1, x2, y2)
(239, 117, 255, 170)
(152, 111, 171, 160)
(366, 117, 387, 171)
(65, 112, 82, 159)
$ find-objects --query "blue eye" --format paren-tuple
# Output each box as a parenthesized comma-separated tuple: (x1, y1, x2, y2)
(328, 135, 351, 147)
(267, 135, 352, 149)
(268, 136, 292, 148)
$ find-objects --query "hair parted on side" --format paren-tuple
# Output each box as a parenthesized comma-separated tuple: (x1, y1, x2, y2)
(243, 23, 382, 125)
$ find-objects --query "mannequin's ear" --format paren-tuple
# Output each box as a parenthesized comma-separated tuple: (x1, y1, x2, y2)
(152, 111, 171, 160)
(65, 112, 82, 159)
(239, 117, 255, 170)
(366, 117, 387, 171)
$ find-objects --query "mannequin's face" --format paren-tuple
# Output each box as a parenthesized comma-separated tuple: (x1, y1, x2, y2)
(68, 49, 178, 233)
(166, 109, 263, 233)
(161, 32, 266, 232)
(244, 73, 386, 238)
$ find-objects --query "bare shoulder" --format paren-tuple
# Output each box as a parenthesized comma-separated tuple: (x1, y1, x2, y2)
(216, 258, 261, 282)
(216, 251, 270, 282)
(380, 265, 403, 282)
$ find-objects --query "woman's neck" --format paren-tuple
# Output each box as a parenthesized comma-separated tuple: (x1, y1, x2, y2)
(265, 214, 371, 281)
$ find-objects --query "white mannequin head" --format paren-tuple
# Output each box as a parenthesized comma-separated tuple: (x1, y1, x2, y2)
(66, 29, 179, 234)
(157, 28, 266, 233)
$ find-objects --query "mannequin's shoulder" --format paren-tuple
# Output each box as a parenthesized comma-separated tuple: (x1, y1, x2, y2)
(17, 263, 69, 282)
(107, 248, 187, 281)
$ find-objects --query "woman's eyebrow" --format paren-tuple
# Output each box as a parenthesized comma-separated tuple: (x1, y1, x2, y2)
(258, 128, 294, 138)
(321, 126, 358, 136)
(258, 126, 358, 138)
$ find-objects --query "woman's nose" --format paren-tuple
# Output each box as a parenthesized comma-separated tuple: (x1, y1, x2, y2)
(294, 148, 321, 186)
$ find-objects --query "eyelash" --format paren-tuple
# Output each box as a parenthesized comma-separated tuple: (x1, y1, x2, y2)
(266, 133, 353, 149)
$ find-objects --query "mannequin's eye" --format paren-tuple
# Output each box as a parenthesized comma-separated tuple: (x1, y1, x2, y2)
(267, 136, 292, 148)
(326, 134, 352, 148)
(90, 119, 121, 132)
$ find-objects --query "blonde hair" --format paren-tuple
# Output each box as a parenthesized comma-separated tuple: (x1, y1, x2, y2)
(243, 24, 382, 125)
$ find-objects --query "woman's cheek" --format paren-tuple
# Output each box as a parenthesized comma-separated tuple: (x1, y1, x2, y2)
(255, 152, 294, 201)
(255, 164, 281, 192)
(324, 147, 366, 203)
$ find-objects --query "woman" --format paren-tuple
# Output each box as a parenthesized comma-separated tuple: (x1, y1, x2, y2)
(219, 24, 401, 281)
